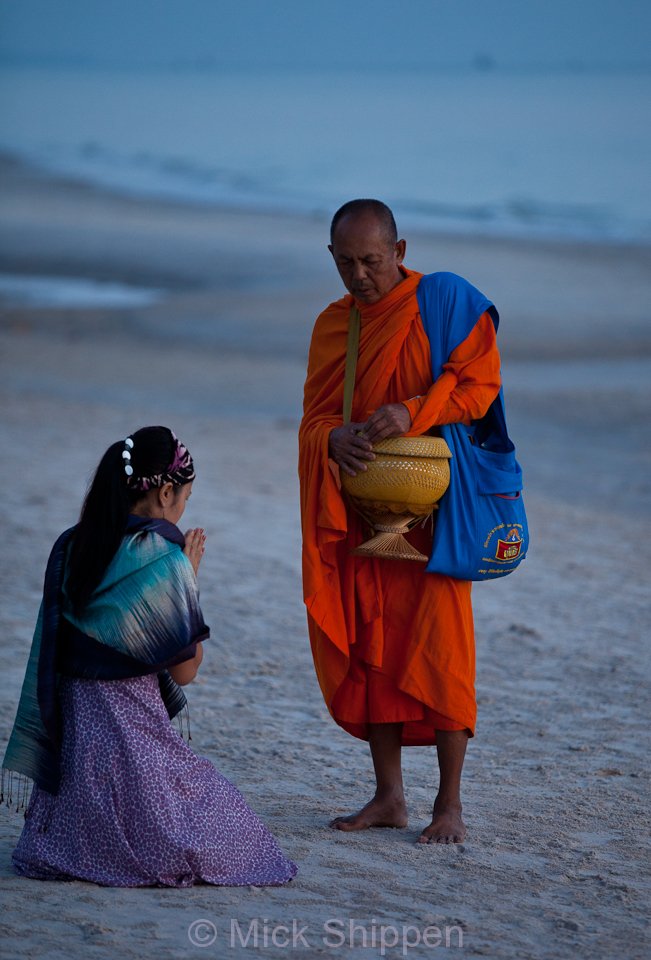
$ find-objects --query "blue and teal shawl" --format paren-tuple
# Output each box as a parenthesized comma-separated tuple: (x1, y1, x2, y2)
(2, 515, 209, 799)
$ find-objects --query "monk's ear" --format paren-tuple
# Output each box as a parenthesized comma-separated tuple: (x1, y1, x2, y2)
(327, 243, 334, 257)
(395, 239, 406, 264)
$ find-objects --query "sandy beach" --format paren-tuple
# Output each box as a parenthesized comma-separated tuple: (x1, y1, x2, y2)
(1, 157, 650, 960)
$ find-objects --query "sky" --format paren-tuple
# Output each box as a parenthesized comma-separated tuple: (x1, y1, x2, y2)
(0, 0, 650, 71)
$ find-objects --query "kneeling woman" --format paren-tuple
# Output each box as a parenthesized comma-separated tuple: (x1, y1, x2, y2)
(2, 426, 297, 888)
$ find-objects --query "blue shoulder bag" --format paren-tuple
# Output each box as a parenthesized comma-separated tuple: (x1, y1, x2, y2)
(416, 272, 529, 580)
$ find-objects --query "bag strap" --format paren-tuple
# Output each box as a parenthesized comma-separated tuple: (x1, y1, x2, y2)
(342, 305, 361, 425)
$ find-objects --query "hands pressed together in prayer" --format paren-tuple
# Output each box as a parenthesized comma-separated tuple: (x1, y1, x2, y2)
(183, 528, 206, 575)
(329, 403, 412, 476)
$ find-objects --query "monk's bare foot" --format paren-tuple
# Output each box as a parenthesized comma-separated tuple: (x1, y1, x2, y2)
(330, 792, 408, 831)
(417, 801, 466, 844)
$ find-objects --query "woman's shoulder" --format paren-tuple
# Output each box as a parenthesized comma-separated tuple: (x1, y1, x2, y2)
(98, 522, 189, 592)
(124, 526, 184, 566)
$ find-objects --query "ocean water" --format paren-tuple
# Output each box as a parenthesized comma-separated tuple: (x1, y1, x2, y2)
(0, 273, 163, 307)
(0, 66, 649, 243)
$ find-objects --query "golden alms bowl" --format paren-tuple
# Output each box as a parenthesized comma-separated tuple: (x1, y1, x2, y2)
(341, 436, 452, 561)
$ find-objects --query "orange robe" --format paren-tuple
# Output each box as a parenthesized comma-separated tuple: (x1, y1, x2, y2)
(298, 268, 501, 746)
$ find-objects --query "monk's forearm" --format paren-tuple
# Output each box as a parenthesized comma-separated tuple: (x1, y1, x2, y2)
(299, 416, 348, 524)
(403, 372, 456, 426)
(299, 416, 341, 470)
(404, 311, 501, 434)
(404, 375, 501, 434)
(434, 381, 501, 426)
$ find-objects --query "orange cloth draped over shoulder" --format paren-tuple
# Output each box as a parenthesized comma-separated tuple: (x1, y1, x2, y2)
(298, 268, 501, 746)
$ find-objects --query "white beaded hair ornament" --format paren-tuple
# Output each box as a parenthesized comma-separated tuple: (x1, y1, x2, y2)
(122, 436, 134, 477)
(123, 429, 195, 491)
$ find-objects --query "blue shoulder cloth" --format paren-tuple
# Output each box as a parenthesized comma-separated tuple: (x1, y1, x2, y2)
(416, 272, 529, 581)
(2, 516, 206, 796)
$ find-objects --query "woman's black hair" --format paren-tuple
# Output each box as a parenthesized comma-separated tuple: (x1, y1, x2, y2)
(66, 426, 185, 614)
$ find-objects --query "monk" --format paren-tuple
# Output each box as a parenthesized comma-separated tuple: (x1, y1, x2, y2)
(298, 199, 502, 843)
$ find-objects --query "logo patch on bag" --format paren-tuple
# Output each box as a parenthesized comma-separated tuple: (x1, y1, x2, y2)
(480, 522, 527, 574)
(495, 528, 523, 562)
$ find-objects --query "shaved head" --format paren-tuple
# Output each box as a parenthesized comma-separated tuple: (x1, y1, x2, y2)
(330, 199, 398, 248)
(328, 200, 406, 304)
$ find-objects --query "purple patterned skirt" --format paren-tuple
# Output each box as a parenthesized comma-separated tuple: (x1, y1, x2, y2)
(12, 675, 297, 887)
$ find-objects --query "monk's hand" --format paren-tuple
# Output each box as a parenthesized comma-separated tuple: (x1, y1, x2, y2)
(328, 423, 376, 477)
(361, 403, 412, 445)
(184, 527, 206, 576)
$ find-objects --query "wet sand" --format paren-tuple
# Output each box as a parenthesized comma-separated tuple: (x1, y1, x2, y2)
(1, 157, 650, 959)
